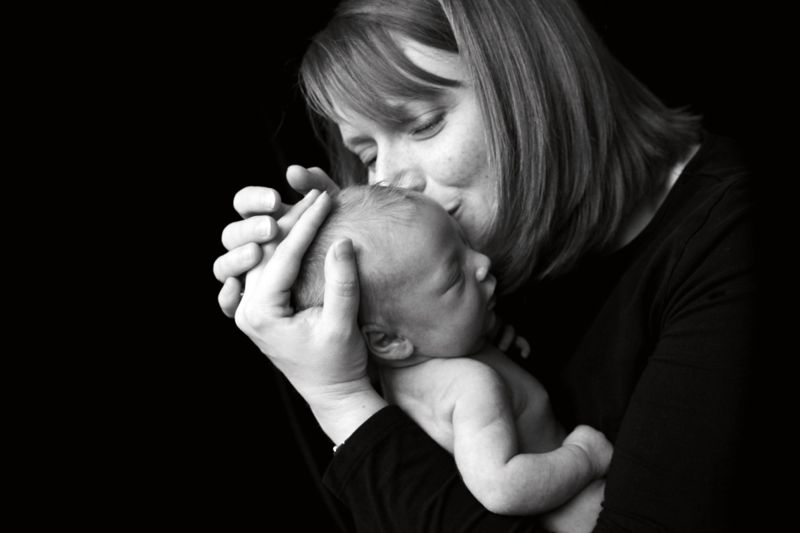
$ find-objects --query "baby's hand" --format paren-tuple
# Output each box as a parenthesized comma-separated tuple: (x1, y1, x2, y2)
(540, 480, 605, 533)
(563, 425, 613, 478)
(490, 317, 531, 359)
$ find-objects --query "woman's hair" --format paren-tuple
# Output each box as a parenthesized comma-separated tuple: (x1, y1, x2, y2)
(299, 0, 700, 292)
(293, 185, 423, 324)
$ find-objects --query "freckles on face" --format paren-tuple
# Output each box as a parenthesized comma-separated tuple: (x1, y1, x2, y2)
(445, 148, 496, 248)
(336, 40, 498, 250)
(401, 44, 497, 249)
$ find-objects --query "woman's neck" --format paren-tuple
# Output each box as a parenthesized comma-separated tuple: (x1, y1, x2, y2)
(612, 143, 701, 251)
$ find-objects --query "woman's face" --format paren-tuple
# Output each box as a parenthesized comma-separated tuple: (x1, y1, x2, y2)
(336, 41, 497, 250)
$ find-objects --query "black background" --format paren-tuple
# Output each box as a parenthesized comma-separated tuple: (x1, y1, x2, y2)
(90, 1, 775, 529)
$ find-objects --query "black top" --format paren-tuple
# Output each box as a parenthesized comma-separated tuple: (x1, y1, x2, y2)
(323, 132, 758, 532)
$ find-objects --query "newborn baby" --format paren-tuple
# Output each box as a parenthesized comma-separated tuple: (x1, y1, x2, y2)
(293, 184, 612, 516)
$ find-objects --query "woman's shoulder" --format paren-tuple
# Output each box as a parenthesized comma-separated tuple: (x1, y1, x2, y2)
(651, 130, 753, 243)
(680, 129, 752, 191)
(647, 131, 757, 303)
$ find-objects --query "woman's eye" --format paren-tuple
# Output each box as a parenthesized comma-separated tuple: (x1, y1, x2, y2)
(360, 154, 377, 169)
(410, 114, 445, 137)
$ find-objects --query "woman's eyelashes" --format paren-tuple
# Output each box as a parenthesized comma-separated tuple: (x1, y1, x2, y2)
(361, 152, 377, 169)
(357, 113, 446, 170)
(410, 113, 445, 137)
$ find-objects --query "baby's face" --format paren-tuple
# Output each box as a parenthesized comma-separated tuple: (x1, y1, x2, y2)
(379, 197, 497, 357)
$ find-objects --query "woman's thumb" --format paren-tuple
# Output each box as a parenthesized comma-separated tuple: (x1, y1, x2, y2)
(321, 238, 360, 327)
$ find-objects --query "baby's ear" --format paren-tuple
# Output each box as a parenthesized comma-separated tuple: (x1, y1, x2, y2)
(361, 324, 414, 361)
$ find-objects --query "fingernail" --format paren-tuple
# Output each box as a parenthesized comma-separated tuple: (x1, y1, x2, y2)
(334, 239, 353, 260)
(260, 219, 274, 238)
(263, 192, 275, 210)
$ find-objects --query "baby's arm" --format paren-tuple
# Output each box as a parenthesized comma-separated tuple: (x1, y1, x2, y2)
(451, 362, 612, 516)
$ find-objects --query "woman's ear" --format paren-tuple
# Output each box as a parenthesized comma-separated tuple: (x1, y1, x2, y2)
(361, 324, 414, 361)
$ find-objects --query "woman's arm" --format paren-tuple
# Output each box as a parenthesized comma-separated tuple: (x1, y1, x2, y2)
(215, 170, 559, 531)
(233, 188, 389, 445)
(594, 181, 757, 532)
(325, 406, 556, 532)
(216, 166, 385, 446)
(321, 374, 605, 532)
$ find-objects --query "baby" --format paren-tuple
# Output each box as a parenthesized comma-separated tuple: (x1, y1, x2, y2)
(293, 185, 612, 517)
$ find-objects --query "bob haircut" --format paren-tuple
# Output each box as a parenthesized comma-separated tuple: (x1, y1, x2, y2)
(299, 0, 700, 292)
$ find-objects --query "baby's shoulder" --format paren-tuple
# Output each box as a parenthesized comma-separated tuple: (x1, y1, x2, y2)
(431, 357, 508, 404)
(428, 355, 501, 380)
(394, 357, 504, 401)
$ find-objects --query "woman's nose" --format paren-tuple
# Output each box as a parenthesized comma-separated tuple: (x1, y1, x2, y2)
(373, 146, 425, 191)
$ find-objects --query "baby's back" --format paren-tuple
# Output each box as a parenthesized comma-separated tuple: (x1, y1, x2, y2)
(379, 345, 565, 454)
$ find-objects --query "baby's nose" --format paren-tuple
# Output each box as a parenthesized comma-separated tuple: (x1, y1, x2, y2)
(474, 252, 492, 281)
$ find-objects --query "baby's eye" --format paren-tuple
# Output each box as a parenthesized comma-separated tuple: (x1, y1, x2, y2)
(453, 268, 466, 289)
(442, 267, 464, 295)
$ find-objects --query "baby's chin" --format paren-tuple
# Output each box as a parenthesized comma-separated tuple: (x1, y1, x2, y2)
(463, 310, 498, 355)
(484, 309, 499, 341)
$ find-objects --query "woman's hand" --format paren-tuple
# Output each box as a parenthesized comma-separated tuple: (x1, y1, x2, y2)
(233, 189, 388, 444)
(214, 166, 339, 317)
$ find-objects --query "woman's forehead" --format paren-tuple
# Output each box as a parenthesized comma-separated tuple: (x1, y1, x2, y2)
(336, 95, 446, 141)
(326, 40, 467, 132)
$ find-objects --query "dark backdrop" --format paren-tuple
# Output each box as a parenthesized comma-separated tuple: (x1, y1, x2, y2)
(130, 1, 770, 529)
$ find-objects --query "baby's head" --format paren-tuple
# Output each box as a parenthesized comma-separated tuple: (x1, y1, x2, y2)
(294, 185, 497, 364)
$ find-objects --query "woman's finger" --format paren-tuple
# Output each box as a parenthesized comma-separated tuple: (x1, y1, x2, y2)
(233, 186, 286, 218)
(221, 216, 278, 251)
(212, 242, 263, 282)
(274, 187, 325, 237)
(218, 277, 243, 317)
(320, 239, 361, 332)
(255, 190, 331, 304)
(286, 165, 340, 195)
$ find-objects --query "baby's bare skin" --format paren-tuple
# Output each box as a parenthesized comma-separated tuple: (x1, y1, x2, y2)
(379, 343, 612, 516)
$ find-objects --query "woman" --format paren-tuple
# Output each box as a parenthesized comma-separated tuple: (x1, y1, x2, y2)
(213, 0, 756, 530)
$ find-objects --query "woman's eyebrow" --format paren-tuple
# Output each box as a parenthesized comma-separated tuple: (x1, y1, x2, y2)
(342, 134, 372, 151)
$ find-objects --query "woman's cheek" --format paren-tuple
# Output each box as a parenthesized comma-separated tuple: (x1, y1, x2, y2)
(461, 206, 494, 250)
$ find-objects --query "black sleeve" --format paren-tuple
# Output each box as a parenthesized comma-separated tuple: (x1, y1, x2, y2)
(323, 406, 549, 532)
(594, 180, 758, 532)
(323, 178, 758, 532)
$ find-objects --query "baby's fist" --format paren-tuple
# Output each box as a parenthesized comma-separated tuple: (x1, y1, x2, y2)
(563, 425, 613, 478)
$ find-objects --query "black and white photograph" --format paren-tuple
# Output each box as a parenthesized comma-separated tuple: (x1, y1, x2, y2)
(113, 0, 776, 530)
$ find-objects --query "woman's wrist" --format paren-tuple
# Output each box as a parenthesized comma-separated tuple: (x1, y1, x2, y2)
(307, 383, 389, 447)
